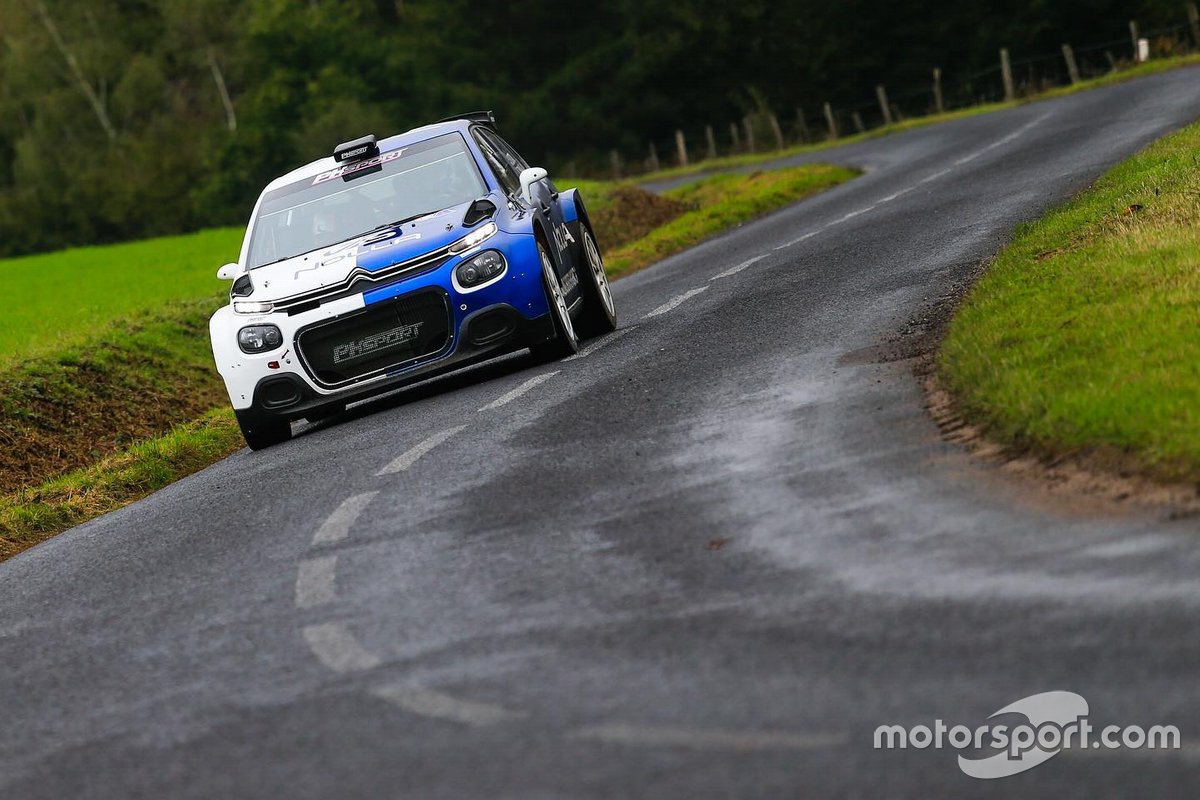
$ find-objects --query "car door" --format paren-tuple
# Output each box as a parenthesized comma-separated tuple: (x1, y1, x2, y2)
(476, 128, 580, 303)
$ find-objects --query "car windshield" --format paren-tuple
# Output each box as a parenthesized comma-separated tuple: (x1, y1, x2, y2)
(246, 133, 487, 269)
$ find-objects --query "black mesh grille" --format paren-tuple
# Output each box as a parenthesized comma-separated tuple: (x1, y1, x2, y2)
(296, 291, 451, 387)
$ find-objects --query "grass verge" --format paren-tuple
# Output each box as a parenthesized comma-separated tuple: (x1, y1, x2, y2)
(939, 117, 1200, 484)
(0, 163, 855, 561)
(602, 165, 857, 277)
(0, 410, 243, 559)
(636, 55, 1200, 186)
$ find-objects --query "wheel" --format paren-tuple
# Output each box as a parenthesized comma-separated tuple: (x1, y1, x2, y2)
(575, 225, 617, 339)
(234, 408, 292, 450)
(529, 239, 580, 360)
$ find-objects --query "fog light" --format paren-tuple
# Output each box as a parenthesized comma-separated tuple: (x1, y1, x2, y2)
(456, 250, 506, 288)
(238, 325, 283, 353)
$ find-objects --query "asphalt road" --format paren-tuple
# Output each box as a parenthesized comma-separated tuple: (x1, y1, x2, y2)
(6, 69, 1200, 798)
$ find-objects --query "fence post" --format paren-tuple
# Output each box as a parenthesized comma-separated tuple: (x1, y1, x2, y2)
(609, 149, 622, 180)
(704, 125, 717, 159)
(1000, 48, 1015, 101)
(768, 113, 785, 150)
(743, 116, 756, 153)
(729, 121, 741, 151)
(647, 142, 660, 172)
(1061, 43, 1081, 84)
(1129, 20, 1139, 59)
(1189, 3, 1200, 47)
(876, 85, 894, 126)
(823, 102, 838, 139)
(674, 129, 688, 167)
(795, 107, 810, 142)
(933, 67, 945, 114)
(851, 111, 865, 134)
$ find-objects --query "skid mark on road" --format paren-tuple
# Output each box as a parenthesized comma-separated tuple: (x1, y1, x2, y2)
(377, 425, 468, 475)
(311, 492, 379, 545)
(372, 682, 526, 726)
(646, 286, 710, 318)
(478, 371, 560, 411)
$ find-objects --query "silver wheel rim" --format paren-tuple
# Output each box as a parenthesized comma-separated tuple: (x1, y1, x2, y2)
(584, 231, 615, 318)
(542, 248, 577, 345)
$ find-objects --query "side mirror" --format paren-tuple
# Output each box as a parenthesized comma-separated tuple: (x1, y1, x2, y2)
(519, 166, 548, 205)
(216, 263, 239, 281)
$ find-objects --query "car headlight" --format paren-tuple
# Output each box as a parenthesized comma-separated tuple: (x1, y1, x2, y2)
(448, 221, 497, 255)
(233, 300, 275, 314)
(456, 250, 506, 288)
(238, 325, 283, 353)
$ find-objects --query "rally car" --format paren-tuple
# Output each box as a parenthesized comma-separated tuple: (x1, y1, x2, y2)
(210, 112, 616, 449)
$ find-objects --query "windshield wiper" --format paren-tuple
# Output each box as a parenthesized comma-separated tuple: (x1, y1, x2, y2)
(363, 213, 427, 238)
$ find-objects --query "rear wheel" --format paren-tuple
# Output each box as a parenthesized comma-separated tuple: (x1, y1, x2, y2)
(575, 225, 617, 338)
(530, 240, 580, 361)
(235, 408, 292, 451)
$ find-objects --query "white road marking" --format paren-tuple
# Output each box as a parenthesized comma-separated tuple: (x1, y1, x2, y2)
(836, 205, 876, 222)
(769, 112, 1052, 252)
(775, 229, 824, 250)
(478, 371, 560, 412)
(571, 723, 847, 751)
(877, 187, 913, 203)
(646, 286, 710, 318)
(956, 112, 1051, 164)
(371, 682, 526, 726)
(311, 491, 379, 545)
(295, 556, 338, 609)
(712, 254, 767, 280)
(918, 168, 952, 184)
(377, 425, 468, 475)
(302, 622, 382, 673)
(564, 326, 636, 361)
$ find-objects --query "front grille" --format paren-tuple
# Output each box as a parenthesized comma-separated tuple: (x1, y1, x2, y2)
(296, 291, 451, 388)
(273, 249, 452, 313)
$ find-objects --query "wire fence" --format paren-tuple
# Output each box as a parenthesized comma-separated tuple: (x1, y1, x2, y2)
(575, 19, 1198, 180)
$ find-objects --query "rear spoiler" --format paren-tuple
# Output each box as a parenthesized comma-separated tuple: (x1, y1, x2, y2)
(436, 110, 497, 129)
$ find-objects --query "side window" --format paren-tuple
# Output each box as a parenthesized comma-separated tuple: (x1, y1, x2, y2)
(473, 128, 521, 196)
(491, 133, 530, 174)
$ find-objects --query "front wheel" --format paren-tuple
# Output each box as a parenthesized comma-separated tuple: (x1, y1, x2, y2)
(530, 240, 580, 361)
(575, 226, 617, 339)
(235, 408, 292, 451)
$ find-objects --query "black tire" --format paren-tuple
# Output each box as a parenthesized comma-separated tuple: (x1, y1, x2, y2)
(235, 408, 292, 450)
(529, 239, 580, 361)
(574, 225, 617, 339)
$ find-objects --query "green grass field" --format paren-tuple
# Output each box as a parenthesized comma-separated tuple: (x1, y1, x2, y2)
(939, 117, 1200, 483)
(0, 227, 240, 362)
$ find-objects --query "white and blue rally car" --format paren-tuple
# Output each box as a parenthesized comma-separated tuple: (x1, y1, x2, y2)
(210, 112, 616, 449)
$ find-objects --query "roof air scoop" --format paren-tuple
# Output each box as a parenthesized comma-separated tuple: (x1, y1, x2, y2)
(333, 134, 379, 163)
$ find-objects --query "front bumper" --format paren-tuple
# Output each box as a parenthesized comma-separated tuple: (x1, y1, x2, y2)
(210, 230, 552, 415)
